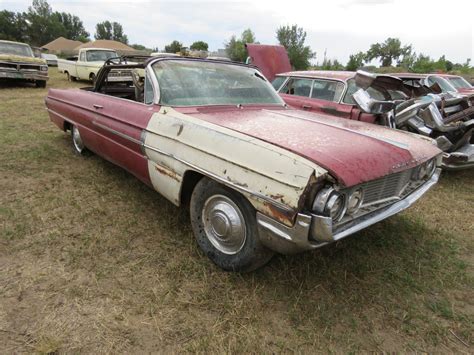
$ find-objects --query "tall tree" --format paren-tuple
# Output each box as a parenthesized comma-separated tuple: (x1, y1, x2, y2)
(276, 24, 315, 70)
(52, 12, 89, 42)
(190, 41, 209, 51)
(365, 37, 412, 67)
(26, 0, 62, 46)
(346, 51, 366, 71)
(225, 28, 256, 62)
(164, 40, 183, 53)
(95, 21, 128, 44)
(0, 10, 29, 42)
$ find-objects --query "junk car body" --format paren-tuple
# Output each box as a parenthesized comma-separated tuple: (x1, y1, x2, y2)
(269, 70, 474, 170)
(45, 56, 441, 271)
(57, 48, 133, 83)
(0, 40, 48, 87)
(437, 74, 474, 95)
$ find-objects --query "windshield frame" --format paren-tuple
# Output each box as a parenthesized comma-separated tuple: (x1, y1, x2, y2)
(148, 57, 285, 108)
(0, 41, 34, 58)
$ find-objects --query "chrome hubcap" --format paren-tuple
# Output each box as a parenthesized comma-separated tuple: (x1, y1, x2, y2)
(202, 195, 246, 255)
(72, 126, 84, 153)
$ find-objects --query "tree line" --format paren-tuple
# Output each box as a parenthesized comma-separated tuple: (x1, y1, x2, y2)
(1, 0, 470, 73)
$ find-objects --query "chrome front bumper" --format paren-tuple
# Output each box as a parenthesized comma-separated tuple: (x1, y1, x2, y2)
(0, 70, 48, 81)
(442, 144, 474, 170)
(257, 169, 441, 255)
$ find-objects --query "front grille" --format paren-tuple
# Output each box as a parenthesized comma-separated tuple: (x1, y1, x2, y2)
(108, 69, 132, 77)
(19, 64, 41, 71)
(360, 169, 412, 206)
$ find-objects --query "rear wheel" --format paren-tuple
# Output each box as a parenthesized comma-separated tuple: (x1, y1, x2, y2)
(89, 73, 96, 83)
(190, 178, 274, 272)
(71, 125, 87, 155)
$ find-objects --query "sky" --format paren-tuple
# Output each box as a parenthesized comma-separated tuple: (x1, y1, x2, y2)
(1, 0, 473, 65)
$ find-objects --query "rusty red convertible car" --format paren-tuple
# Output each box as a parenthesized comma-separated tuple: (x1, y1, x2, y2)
(45, 56, 441, 271)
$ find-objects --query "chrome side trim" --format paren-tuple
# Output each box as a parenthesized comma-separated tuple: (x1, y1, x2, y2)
(92, 120, 143, 145)
(47, 107, 294, 213)
(257, 169, 441, 254)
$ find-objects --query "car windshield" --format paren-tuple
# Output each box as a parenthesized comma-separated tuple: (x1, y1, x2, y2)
(447, 76, 472, 89)
(0, 42, 34, 57)
(86, 50, 117, 62)
(342, 78, 387, 104)
(428, 76, 457, 92)
(152, 59, 284, 106)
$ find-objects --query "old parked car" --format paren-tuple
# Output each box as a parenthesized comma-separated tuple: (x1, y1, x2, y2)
(268, 70, 474, 170)
(41, 53, 58, 67)
(45, 57, 442, 271)
(437, 74, 474, 94)
(0, 40, 49, 88)
(57, 48, 132, 82)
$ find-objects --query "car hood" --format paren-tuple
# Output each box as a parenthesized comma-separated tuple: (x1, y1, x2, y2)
(0, 54, 46, 65)
(183, 106, 441, 187)
(245, 44, 292, 81)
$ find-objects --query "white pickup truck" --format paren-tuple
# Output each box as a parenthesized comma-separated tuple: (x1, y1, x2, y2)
(58, 48, 132, 82)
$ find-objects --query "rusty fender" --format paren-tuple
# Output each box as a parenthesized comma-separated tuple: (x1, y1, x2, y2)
(143, 107, 327, 225)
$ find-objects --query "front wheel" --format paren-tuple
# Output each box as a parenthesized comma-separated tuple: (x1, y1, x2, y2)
(190, 178, 274, 272)
(66, 72, 76, 82)
(35, 80, 46, 88)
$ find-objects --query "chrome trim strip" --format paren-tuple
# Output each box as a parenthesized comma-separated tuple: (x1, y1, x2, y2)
(46, 107, 294, 213)
(92, 120, 143, 145)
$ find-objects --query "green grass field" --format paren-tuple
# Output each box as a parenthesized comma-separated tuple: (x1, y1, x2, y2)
(1, 69, 473, 353)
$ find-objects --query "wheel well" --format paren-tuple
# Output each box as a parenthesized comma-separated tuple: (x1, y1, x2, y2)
(180, 170, 204, 206)
(64, 121, 71, 132)
(89, 72, 95, 79)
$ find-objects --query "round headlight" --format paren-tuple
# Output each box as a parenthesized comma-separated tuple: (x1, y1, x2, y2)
(425, 159, 436, 177)
(41, 65, 48, 71)
(347, 188, 364, 215)
(312, 186, 346, 222)
(325, 193, 346, 222)
(417, 163, 428, 180)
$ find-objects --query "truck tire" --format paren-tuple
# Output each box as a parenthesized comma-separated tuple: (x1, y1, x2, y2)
(66, 72, 76, 82)
(35, 80, 46, 88)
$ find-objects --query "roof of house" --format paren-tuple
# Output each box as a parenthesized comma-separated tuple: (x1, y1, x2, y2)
(75, 40, 136, 51)
(41, 37, 83, 51)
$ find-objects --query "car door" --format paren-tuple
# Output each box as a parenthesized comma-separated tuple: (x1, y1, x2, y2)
(306, 79, 353, 118)
(76, 51, 88, 80)
(279, 77, 314, 110)
(85, 77, 159, 185)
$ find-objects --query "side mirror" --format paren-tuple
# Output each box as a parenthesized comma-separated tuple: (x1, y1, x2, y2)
(352, 89, 394, 114)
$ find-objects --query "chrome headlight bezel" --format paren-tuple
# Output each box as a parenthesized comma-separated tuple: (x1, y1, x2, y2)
(40, 65, 48, 72)
(312, 186, 347, 222)
(347, 188, 364, 215)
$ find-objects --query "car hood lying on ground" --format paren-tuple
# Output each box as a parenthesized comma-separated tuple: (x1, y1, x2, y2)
(179, 106, 441, 187)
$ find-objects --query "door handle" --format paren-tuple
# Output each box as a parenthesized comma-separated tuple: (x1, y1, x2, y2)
(93, 104, 103, 109)
(302, 104, 312, 110)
